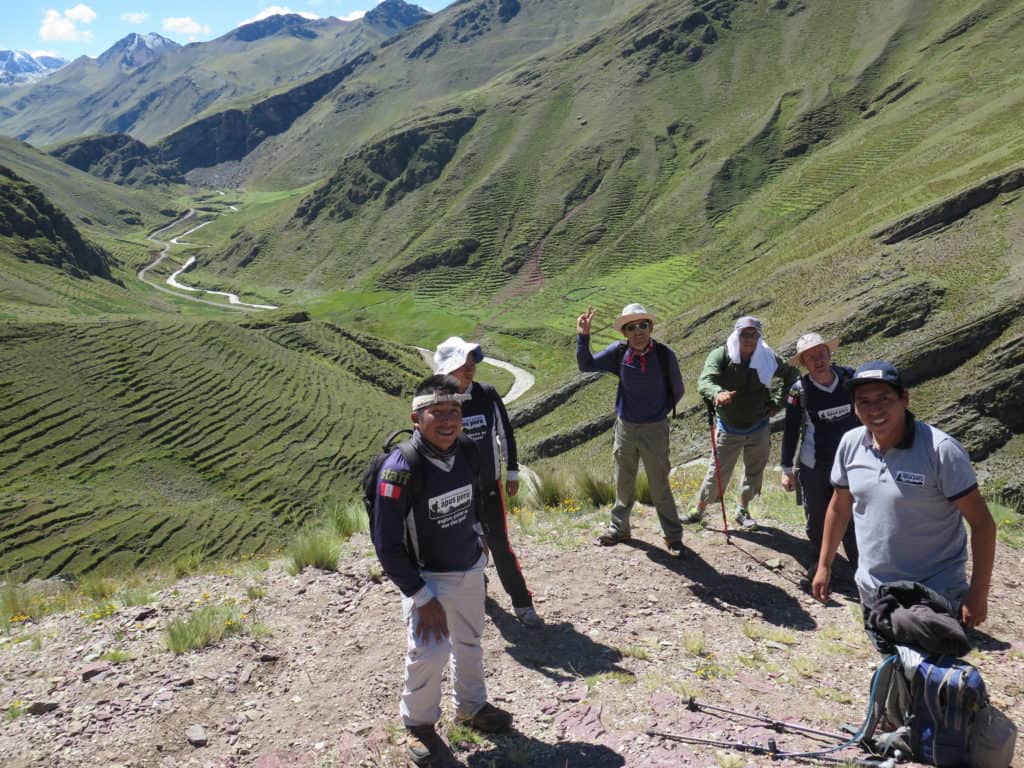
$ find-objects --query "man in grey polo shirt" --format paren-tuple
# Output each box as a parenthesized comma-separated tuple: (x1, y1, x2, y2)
(812, 360, 996, 646)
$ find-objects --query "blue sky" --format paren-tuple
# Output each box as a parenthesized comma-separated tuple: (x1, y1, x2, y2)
(2, 0, 451, 60)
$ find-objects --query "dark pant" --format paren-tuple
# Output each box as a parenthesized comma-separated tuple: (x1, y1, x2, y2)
(799, 463, 858, 572)
(479, 483, 533, 609)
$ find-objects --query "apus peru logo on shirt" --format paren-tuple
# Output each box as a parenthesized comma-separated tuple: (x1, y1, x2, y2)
(428, 484, 473, 526)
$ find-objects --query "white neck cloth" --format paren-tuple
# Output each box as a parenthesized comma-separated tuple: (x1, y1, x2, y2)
(726, 332, 779, 387)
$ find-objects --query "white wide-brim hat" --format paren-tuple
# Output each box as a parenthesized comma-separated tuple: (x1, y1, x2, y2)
(433, 336, 484, 375)
(614, 303, 657, 332)
(789, 332, 840, 367)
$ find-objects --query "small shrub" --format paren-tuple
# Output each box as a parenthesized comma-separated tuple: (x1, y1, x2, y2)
(324, 501, 369, 540)
(287, 527, 340, 574)
(791, 656, 818, 678)
(165, 604, 244, 654)
(584, 670, 636, 690)
(368, 563, 384, 584)
(576, 470, 616, 507)
(5, 701, 26, 721)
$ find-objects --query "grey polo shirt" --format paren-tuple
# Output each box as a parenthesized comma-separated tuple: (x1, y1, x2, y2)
(831, 414, 977, 607)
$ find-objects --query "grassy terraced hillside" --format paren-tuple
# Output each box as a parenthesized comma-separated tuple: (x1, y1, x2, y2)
(0, 317, 426, 579)
(3, 0, 1024, 581)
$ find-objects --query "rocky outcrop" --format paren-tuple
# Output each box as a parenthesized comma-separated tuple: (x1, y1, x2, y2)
(48, 134, 183, 186)
(523, 413, 617, 461)
(155, 52, 373, 173)
(510, 373, 603, 429)
(381, 238, 481, 285)
(293, 111, 478, 225)
(873, 165, 1024, 244)
(817, 282, 944, 344)
(406, 0, 516, 60)
(0, 165, 113, 280)
(365, 0, 432, 32)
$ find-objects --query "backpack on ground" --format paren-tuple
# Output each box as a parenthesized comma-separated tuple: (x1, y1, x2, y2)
(859, 651, 1016, 767)
(360, 429, 482, 546)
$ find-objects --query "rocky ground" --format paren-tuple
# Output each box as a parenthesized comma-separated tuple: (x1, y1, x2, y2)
(2, 508, 1022, 768)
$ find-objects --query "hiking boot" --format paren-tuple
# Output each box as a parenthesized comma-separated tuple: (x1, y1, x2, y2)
(597, 526, 630, 546)
(664, 538, 686, 558)
(406, 724, 443, 767)
(681, 507, 705, 525)
(514, 605, 544, 628)
(455, 702, 513, 734)
(734, 506, 758, 530)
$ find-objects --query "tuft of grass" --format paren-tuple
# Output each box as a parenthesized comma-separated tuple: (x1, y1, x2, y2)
(585, 670, 636, 691)
(575, 469, 616, 507)
(287, 527, 340, 574)
(991, 502, 1024, 549)
(716, 751, 745, 768)
(814, 686, 853, 703)
(683, 632, 707, 657)
(5, 701, 26, 721)
(246, 585, 267, 601)
(527, 468, 573, 509)
(446, 723, 486, 749)
(99, 649, 134, 664)
(117, 587, 154, 607)
(172, 550, 208, 579)
(368, 563, 384, 583)
(324, 501, 369, 540)
(619, 644, 650, 661)
(741, 621, 797, 645)
(165, 604, 245, 654)
(790, 656, 819, 678)
(635, 473, 653, 506)
(78, 573, 116, 603)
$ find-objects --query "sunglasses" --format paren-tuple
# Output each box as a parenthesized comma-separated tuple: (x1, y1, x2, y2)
(623, 321, 651, 332)
(739, 329, 760, 339)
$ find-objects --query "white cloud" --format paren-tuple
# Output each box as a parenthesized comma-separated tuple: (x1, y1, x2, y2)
(39, 4, 97, 42)
(239, 6, 321, 26)
(120, 12, 149, 24)
(65, 3, 96, 23)
(162, 16, 213, 41)
(336, 10, 366, 21)
(28, 49, 60, 58)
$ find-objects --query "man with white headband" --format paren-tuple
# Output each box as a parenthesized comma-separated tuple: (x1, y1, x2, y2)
(685, 316, 798, 530)
(373, 374, 512, 767)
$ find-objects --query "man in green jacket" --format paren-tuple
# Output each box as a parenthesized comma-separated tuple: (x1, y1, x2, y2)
(685, 316, 798, 529)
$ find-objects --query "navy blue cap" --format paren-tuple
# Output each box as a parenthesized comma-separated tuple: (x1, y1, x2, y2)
(844, 360, 904, 392)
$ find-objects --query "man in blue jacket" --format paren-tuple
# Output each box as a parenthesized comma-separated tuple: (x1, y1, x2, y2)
(576, 303, 686, 554)
(373, 374, 512, 767)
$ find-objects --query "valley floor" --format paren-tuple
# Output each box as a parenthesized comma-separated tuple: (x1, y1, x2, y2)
(2, 508, 1022, 767)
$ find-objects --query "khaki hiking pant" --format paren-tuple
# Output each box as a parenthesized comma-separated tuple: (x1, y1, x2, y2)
(400, 555, 487, 727)
(698, 421, 771, 509)
(608, 417, 683, 542)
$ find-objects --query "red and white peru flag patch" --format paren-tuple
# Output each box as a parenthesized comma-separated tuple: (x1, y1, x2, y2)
(379, 481, 402, 500)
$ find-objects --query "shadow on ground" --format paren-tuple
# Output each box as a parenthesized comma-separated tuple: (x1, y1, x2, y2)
(624, 536, 818, 630)
(463, 731, 625, 767)
(486, 601, 629, 683)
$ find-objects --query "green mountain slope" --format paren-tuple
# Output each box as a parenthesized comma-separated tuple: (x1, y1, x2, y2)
(0, 316, 424, 578)
(0, 2, 429, 146)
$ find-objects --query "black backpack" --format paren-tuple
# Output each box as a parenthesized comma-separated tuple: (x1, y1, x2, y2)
(613, 340, 679, 417)
(360, 429, 481, 545)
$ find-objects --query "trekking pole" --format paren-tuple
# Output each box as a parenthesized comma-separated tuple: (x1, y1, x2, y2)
(645, 729, 896, 767)
(684, 696, 848, 742)
(706, 400, 731, 544)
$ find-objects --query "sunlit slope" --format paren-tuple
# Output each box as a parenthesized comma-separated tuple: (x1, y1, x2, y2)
(192, 0, 1022, 349)
(0, 318, 425, 579)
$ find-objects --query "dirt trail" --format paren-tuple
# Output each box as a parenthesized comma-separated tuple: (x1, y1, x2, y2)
(2, 510, 1021, 768)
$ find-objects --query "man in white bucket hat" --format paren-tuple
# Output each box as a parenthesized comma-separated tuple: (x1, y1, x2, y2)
(576, 303, 686, 555)
(779, 332, 859, 582)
